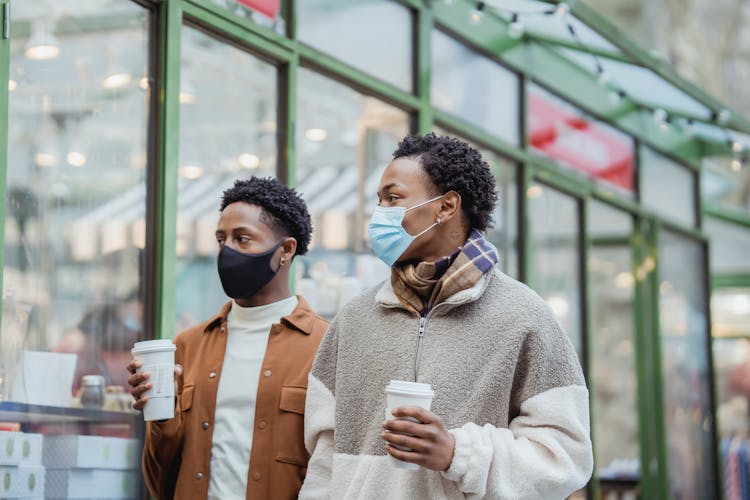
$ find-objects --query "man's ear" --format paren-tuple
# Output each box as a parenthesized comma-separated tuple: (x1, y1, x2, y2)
(280, 237, 298, 265)
(437, 191, 462, 223)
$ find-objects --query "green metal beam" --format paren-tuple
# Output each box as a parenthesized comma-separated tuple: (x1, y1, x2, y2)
(149, 0, 182, 340)
(0, 0, 10, 333)
(525, 31, 631, 64)
(416, 4, 434, 134)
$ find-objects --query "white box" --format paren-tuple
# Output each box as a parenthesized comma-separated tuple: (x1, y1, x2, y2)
(43, 435, 139, 470)
(0, 432, 44, 466)
(0, 464, 45, 499)
(45, 468, 138, 499)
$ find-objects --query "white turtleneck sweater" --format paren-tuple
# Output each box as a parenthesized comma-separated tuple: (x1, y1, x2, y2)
(207, 296, 298, 500)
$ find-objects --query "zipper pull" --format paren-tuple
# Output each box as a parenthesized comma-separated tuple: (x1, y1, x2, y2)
(418, 316, 427, 337)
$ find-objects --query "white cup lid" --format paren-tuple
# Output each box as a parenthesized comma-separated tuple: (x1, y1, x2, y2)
(132, 339, 176, 355)
(385, 380, 434, 397)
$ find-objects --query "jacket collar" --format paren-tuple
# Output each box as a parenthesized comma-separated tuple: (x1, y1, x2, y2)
(375, 264, 497, 312)
(204, 295, 315, 335)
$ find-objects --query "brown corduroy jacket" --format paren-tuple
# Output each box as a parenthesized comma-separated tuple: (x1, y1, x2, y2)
(142, 296, 328, 499)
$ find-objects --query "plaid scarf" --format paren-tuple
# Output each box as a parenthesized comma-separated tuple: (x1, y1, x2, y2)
(391, 229, 499, 315)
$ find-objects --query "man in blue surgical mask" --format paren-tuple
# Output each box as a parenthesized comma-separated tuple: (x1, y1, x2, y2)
(127, 177, 328, 500)
(301, 134, 593, 499)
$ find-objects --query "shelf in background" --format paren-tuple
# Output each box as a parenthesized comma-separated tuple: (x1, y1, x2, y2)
(0, 401, 140, 424)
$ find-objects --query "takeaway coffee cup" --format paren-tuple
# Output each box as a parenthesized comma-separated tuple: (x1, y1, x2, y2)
(131, 339, 177, 421)
(384, 380, 435, 470)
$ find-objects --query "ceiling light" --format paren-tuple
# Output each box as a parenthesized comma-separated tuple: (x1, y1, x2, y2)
(305, 128, 327, 141)
(138, 77, 149, 90)
(34, 152, 57, 167)
(238, 153, 260, 169)
(179, 91, 196, 104)
(469, 3, 485, 25)
(732, 159, 743, 172)
(526, 185, 544, 199)
(556, 2, 570, 16)
(25, 20, 60, 61)
(66, 151, 87, 167)
(179, 164, 204, 179)
(8, 80, 18, 92)
(102, 72, 132, 90)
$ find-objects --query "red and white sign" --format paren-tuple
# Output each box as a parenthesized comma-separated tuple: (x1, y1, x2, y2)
(235, 0, 280, 19)
(528, 90, 634, 192)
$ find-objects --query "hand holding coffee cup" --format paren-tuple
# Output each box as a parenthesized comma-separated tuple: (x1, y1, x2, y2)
(381, 381, 455, 471)
(126, 339, 179, 421)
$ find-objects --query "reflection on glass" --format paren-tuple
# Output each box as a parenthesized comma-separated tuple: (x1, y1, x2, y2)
(174, 25, 278, 330)
(298, 0, 413, 92)
(704, 216, 750, 276)
(433, 127, 519, 278)
(701, 154, 750, 215)
(528, 184, 582, 356)
(640, 147, 696, 227)
(3, 2, 149, 403)
(431, 30, 519, 145)
(658, 229, 716, 499)
(527, 84, 635, 195)
(209, 0, 286, 34)
(295, 68, 410, 318)
(714, 336, 750, 441)
(588, 201, 640, 489)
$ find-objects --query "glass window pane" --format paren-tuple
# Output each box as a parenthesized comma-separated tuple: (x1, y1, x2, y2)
(433, 127, 519, 278)
(714, 337, 750, 442)
(431, 30, 519, 145)
(528, 184, 583, 356)
(174, 25, 278, 330)
(588, 202, 640, 489)
(528, 84, 635, 196)
(298, 1, 413, 92)
(640, 147, 696, 226)
(3, 2, 149, 399)
(701, 157, 750, 215)
(704, 216, 750, 275)
(295, 68, 410, 318)
(658, 230, 716, 499)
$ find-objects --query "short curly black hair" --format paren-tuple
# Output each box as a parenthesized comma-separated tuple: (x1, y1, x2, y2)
(393, 133, 497, 231)
(220, 177, 312, 256)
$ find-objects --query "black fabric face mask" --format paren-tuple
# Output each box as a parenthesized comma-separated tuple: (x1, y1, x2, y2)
(217, 241, 283, 300)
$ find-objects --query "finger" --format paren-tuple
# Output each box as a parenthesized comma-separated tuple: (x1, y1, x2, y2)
(126, 360, 142, 375)
(384, 444, 423, 465)
(174, 364, 183, 377)
(381, 432, 430, 453)
(391, 406, 439, 425)
(130, 383, 153, 399)
(127, 372, 149, 388)
(383, 419, 437, 440)
(132, 396, 148, 411)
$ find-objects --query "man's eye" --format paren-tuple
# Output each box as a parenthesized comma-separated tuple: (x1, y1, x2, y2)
(238, 236, 251, 243)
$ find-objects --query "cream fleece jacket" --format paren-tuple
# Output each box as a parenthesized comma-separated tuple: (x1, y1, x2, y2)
(300, 264, 593, 500)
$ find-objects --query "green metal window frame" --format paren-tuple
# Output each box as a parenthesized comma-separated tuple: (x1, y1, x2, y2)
(1, 1, 747, 498)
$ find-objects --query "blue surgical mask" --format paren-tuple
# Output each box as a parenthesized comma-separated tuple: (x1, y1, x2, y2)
(367, 196, 443, 267)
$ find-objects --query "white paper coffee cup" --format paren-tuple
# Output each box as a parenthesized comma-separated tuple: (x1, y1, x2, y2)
(385, 380, 435, 470)
(131, 339, 177, 421)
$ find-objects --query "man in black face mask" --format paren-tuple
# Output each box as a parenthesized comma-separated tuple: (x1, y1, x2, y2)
(127, 177, 328, 500)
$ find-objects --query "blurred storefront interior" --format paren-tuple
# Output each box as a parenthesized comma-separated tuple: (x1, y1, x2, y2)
(1, 0, 749, 498)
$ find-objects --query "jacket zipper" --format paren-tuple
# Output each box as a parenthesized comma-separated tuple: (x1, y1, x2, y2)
(414, 316, 427, 382)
